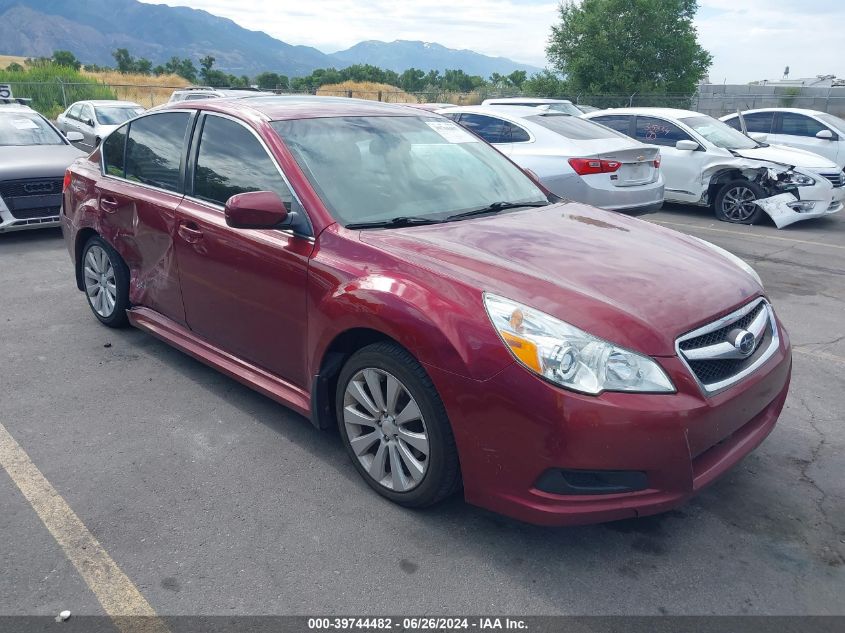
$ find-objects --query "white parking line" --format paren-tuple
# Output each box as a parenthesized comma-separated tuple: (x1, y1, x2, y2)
(652, 220, 845, 251)
(0, 422, 170, 633)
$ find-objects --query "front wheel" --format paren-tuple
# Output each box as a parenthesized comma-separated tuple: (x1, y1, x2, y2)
(714, 179, 766, 224)
(81, 235, 130, 327)
(336, 342, 461, 507)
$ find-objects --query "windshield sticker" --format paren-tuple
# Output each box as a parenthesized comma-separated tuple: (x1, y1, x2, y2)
(11, 118, 39, 130)
(426, 120, 478, 143)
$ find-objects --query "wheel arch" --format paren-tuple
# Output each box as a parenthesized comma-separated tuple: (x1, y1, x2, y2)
(706, 168, 747, 207)
(73, 227, 100, 290)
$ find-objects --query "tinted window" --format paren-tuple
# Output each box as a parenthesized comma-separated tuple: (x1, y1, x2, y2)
(724, 112, 774, 134)
(635, 117, 693, 147)
(441, 113, 460, 122)
(508, 122, 530, 142)
(193, 115, 293, 207)
(591, 115, 632, 135)
(457, 114, 509, 144)
(779, 112, 827, 137)
(124, 112, 189, 192)
(527, 114, 623, 140)
(102, 127, 128, 177)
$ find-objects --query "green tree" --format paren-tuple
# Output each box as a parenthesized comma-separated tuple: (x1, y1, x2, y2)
(112, 48, 135, 73)
(546, 0, 711, 95)
(255, 72, 288, 90)
(506, 70, 527, 89)
(135, 58, 153, 75)
(521, 70, 567, 97)
(399, 68, 426, 92)
(52, 50, 81, 70)
(6, 62, 25, 73)
(199, 55, 216, 83)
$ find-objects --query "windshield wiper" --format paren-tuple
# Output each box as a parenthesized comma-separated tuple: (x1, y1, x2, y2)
(345, 216, 442, 229)
(446, 201, 549, 222)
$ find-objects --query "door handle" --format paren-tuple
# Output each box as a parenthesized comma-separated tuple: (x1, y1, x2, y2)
(100, 196, 118, 213)
(178, 221, 204, 243)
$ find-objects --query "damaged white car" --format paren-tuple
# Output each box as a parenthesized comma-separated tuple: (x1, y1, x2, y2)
(584, 107, 844, 228)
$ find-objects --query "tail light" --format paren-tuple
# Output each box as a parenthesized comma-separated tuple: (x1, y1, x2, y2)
(568, 158, 621, 176)
(62, 169, 71, 192)
(653, 156, 661, 169)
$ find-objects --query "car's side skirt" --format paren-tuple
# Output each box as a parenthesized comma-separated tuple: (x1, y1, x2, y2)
(127, 307, 312, 419)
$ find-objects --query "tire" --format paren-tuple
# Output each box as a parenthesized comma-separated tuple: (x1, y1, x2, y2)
(80, 235, 130, 328)
(714, 179, 766, 224)
(335, 341, 461, 507)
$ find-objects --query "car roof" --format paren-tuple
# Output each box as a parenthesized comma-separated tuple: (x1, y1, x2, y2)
(72, 100, 142, 107)
(0, 103, 35, 112)
(586, 107, 704, 119)
(159, 95, 428, 121)
(483, 97, 574, 105)
(721, 107, 827, 117)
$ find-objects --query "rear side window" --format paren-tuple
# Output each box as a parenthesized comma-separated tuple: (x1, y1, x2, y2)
(591, 115, 632, 136)
(457, 114, 509, 144)
(192, 114, 293, 207)
(635, 117, 693, 146)
(508, 122, 530, 143)
(779, 112, 827, 137)
(526, 115, 621, 140)
(124, 112, 190, 192)
(724, 112, 773, 134)
(102, 126, 128, 177)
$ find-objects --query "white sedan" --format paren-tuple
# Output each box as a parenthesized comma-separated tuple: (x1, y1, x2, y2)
(439, 105, 664, 213)
(584, 107, 843, 227)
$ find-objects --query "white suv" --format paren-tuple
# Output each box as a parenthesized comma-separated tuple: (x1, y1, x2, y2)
(720, 108, 845, 173)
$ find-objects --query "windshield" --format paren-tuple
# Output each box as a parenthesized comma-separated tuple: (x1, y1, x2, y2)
(526, 114, 624, 140)
(0, 112, 65, 146)
(95, 106, 144, 125)
(680, 115, 758, 150)
(272, 116, 548, 226)
(817, 113, 845, 134)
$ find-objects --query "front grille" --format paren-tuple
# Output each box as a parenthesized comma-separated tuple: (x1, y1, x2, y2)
(676, 298, 779, 394)
(821, 172, 844, 188)
(0, 178, 63, 221)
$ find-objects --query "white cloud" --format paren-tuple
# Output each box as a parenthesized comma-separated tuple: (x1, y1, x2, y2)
(140, 0, 845, 83)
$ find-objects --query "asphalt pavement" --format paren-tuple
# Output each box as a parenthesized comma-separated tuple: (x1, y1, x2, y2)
(0, 204, 843, 618)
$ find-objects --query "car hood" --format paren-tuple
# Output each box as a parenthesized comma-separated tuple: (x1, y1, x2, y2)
(0, 144, 85, 180)
(733, 144, 837, 171)
(359, 202, 761, 356)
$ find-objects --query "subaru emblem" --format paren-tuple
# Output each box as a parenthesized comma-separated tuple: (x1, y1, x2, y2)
(733, 329, 756, 357)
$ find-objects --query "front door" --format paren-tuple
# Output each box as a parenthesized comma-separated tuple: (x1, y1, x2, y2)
(174, 113, 314, 387)
(634, 116, 709, 203)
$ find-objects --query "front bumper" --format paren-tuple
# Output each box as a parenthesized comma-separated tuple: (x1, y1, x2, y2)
(0, 197, 61, 233)
(428, 316, 792, 526)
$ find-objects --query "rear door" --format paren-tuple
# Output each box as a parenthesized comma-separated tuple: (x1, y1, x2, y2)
(96, 111, 192, 324)
(771, 112, 839, 164)
(634, 116, 708, 203)
(174, 112, 314, 387)
(454, 113, 514, 154)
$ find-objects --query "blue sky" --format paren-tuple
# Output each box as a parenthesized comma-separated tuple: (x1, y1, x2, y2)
(140, 0, 845, 83)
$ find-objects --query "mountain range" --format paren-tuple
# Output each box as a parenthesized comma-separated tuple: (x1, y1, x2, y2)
(0, 0, 542, 78)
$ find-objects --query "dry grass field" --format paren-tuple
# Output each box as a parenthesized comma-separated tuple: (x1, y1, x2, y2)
(316, 80, 482, 105)
(81, 70, 190, 107)
(0, 55, 27, 69)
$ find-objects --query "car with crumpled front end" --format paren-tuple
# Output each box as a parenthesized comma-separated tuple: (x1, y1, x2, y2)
(60, 96, 791, 525)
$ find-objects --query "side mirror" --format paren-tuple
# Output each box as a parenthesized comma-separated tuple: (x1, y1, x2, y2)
(224, 191, 289, 229)
(749, 132, 768, 142)
(675, 140, 699, 151)
(66, 131, 84, 142)
(816, 129, 834, 140)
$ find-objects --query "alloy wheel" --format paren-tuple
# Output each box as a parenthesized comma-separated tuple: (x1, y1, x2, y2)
(83, 245, 117, 318)
(342, 368, 430, 492)
(721, 185, 758, 221)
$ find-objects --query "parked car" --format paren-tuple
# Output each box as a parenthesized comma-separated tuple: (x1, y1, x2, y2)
(482, 97, 583, 116)
(440, 105, 664, 212)
(167, 87, 274, 103)
(584, 107, 844, 227)
(0, 103, 84, 233)
(56, 100, 145, 151)
(720, 108, 845, 172)
(406, 103, 453, 112)
(61, 96, 791, 526)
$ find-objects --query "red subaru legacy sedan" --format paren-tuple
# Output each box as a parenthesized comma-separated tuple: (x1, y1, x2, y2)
(61, 96, 792, 525)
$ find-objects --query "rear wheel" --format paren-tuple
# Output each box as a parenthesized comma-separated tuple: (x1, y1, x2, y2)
(336, 342, 461, 507)
(81, 235, 130, 327)
(714, 179, 766, 224)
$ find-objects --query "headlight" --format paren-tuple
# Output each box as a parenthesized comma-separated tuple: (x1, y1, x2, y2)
(483, 294, 675, 395)
(787, 171, 815, 186)
(691, 237, 763, 287)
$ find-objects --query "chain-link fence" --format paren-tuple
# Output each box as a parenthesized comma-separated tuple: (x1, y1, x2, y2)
(7, 80, 845, 119)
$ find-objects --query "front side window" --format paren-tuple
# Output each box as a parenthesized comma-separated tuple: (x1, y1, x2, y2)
(272, 115, 548, 226)
(635, 117, 695, 147)
(680, 115, 757, 150)
(102, 126, 128, 177)
(96, 106, 144, 126)
(67, 103, 83, 120)
(527, 114, 623, 140)
(724, 112, 774, 134)
(590, 115, 632, 136)
(193, 115, 294, 208)
(0, 112, 65, 146)
(456, 114, 510, 144)
(80, 105, 95, 126)
(779, 112, 827, 138)
(124, 112, 190, 192)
